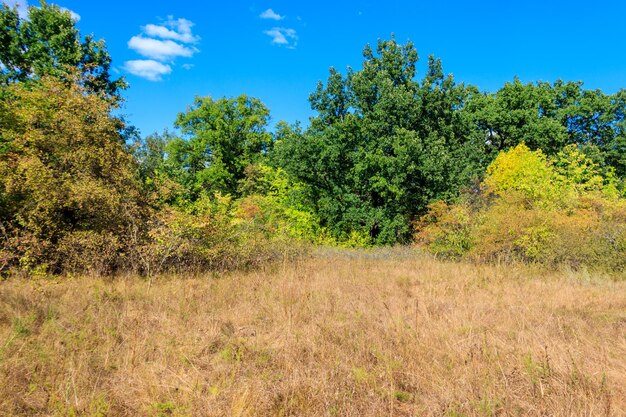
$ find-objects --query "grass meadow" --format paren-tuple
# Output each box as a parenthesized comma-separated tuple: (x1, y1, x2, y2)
(1, 249, 624, 416)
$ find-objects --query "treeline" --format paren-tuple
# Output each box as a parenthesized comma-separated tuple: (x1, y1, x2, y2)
(1, 3, 625, 276)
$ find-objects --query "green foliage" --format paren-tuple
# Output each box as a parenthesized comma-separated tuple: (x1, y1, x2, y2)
(172, 94, 272, 199)
(2, 26, 626, 275)
(0, 1, 126, 101)
(140, 192, 306, 275)
(415, 201, 474, 258)
(553, 144, 605, 193)
(236, 164, 322, 242)
(484, 143, 621, 207)
(150, 401, 190, 417)
(393, 390, 412, 403)
(132, 36, 626, 254)
(468, 78, 626, 177)
(141, 194, 243, 273)
(274, 37, 486, 245)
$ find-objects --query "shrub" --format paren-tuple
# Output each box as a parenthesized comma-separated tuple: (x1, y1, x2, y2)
(0, 75, 146, 275)
(55, 231, 122, 276)
(470, 195, 556, 263)
(414, 200, 473, 258)
(416, 144, 626, 272)
(139, 193, 305, 275)
(484, 143, 561, 205)
(236, 164, 322, 242)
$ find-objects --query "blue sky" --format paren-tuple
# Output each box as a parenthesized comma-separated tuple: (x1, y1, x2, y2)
(6, 1, 626, 137)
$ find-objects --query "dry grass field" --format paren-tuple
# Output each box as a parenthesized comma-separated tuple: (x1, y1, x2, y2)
(1, 249, 625, 416)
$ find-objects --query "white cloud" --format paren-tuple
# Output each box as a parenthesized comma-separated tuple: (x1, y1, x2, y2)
(59, 6, 80, 22)
(3, 0, 29, 18)
(125, 15, 199, 81)
(165, 16, 195, 38)
(3, 1, 80, 21)
(128, 36, 197, 61)
(259, 8, 284, 20)
(123, 60, 172, 81)
(263, 27, 298, 48)
(143, 16, 199, 44)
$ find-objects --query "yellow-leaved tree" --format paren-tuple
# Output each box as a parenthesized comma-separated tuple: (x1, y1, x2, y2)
(416, 143, 626, 272)
(0, 75, 146, 275)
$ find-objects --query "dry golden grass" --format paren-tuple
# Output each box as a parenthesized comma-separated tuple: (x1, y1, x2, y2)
(1, 249, 625, 416)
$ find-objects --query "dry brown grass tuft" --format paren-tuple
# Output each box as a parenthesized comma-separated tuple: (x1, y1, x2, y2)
(1, 250, 625, 416)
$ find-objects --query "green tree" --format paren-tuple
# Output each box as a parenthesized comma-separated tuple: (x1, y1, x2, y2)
(468, 79, 626, 177)
(466, 79, 564, 154)
(171, 94, 273, 199)
(273, 37, 486, 244)
(0, 0, 126, 101)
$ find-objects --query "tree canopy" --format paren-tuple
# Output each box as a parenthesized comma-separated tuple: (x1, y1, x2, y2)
(162, 95, 273, 200)
(469, 79, 626, 176)
(272, 38, 487, 244)
(0, 0, 126, 101)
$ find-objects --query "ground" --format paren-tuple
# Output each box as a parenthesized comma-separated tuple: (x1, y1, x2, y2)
(1, 249, 625, 416)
